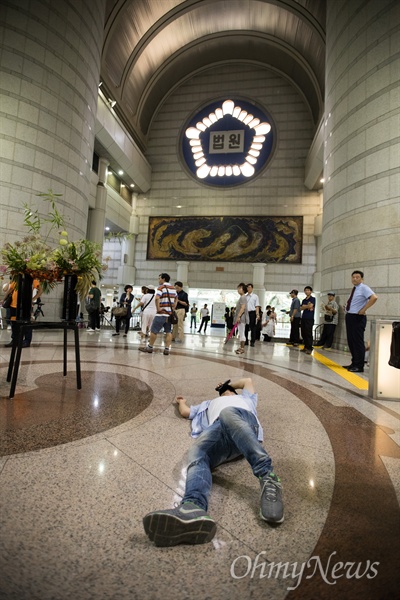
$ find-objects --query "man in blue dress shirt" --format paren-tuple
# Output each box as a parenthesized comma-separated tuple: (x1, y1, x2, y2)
(344, 270, 377, 372)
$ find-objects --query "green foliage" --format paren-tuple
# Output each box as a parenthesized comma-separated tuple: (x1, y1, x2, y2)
(1, 190, 108, 297)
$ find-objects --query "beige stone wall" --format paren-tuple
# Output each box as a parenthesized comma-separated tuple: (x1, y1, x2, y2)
(0, 0, 106, 245)
(0, 0, 106, 318)
(135, 63, 321, 293)
(322, 0, 400, 346)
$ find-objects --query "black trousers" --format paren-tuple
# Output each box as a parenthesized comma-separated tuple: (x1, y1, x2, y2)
(245, 311, 257, 344)
(10, 307, 32, 343)
(289, 318, 301, 344)
(346, 313, 366, 369)
(198, 317, 209, 332)
(89, 308, 100, 330)
(301, 319, 314, 351)
(115, 313, 131, 334)
(318, 323, 336, 348)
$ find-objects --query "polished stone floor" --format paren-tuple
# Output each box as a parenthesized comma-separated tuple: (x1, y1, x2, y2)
(0, 323, 399, 600)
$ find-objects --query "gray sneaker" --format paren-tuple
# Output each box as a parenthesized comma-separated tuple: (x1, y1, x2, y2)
(139, 346, 153, 353)
(259, 473, 284, 524)
(143, 502, 216, 547)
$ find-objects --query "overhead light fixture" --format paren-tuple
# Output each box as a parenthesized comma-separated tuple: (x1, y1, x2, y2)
(109, 99, 116, 108)
(98, 81, 103, 88)
(105, 226, 110, 231)
(118, 170, 123, 175)
(320, 178, 325, 183)
(130, 183, 135, 188)
(121, 184, 125, 188)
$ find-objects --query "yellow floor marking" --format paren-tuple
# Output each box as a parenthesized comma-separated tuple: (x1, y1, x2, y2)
(313, 351, 368, 390)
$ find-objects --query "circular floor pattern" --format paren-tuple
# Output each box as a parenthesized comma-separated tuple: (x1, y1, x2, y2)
(0, 370, 153, 455)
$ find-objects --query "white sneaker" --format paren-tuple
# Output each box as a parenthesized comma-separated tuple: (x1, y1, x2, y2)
(87, 328, 95, 332)
(95, 328, 100, 332)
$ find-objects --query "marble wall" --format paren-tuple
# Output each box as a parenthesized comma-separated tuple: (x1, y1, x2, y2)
(134, 63, 321, 293)
(0, 0, 106, 318)
(323, 0, 400, 329)
(0, 0, 106, 246)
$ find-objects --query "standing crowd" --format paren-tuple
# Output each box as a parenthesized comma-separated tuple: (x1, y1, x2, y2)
(2, 270, 376, 371)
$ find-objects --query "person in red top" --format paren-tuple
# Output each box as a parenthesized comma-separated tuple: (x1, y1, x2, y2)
(139, 273, 177, 355)
(4, 279, 42, 348)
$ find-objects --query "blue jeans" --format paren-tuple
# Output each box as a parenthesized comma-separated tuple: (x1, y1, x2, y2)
(183, 407, 273, 511)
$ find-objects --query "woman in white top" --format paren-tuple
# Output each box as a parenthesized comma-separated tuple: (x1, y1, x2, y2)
(132, 286, 156, 338)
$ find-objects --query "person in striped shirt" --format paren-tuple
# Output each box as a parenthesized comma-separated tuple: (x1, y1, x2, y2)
(139, 273, 177, 355)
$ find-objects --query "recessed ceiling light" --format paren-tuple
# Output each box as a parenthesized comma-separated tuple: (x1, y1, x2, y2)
(176, 205, 182, 208)
(130, 183, 135, 188)
(320, 178, 325, 183)
(105, 227, 110, 231)
(118, 170, 123, 175)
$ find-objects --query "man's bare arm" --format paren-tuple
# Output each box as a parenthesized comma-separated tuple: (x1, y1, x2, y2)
(175, 395, 190, 418)
(229, 378, 255, 394)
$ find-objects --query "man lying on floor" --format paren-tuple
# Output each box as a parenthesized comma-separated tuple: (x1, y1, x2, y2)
(143, 377, 284, 547)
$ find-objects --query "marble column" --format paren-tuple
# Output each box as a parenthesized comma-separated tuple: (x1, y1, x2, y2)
(313, 211, 323, 325)
(117, 194, 138, 285)
(0, 0, 106, 319)
(176, 262, 189, 288)
(252, 263, 266, 308)
(87, 157, 109, 247)
(0, 0, 106, 244)
(322, 0, 400, 345)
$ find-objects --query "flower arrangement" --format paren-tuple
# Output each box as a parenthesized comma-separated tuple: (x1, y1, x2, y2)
(0, 190, 108, 297)
(53, 235, 108, 298)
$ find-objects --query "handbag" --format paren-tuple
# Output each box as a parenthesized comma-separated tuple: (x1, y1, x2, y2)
(85, 299, 97, 314)
(112, 306, 128, 318)
(165, 287, 178, 324)
(325, 314, 334, 322)
(2, 294, 12, 309)
(169, 311, 178, 325)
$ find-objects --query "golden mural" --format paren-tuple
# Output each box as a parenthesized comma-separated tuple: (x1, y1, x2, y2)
(147, 216, 302, 263)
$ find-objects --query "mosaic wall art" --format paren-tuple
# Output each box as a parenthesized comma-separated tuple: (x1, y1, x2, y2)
(147, 216, 303, 263)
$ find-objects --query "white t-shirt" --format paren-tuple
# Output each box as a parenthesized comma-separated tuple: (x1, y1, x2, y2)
(207, 394, 254, 426)
(140, 293, 156, 314)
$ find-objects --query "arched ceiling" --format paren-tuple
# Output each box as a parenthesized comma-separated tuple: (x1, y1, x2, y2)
(101, 0, 326, 146)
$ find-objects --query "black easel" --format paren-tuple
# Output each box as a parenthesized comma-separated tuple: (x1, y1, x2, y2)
(7, 320, 81, 399)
